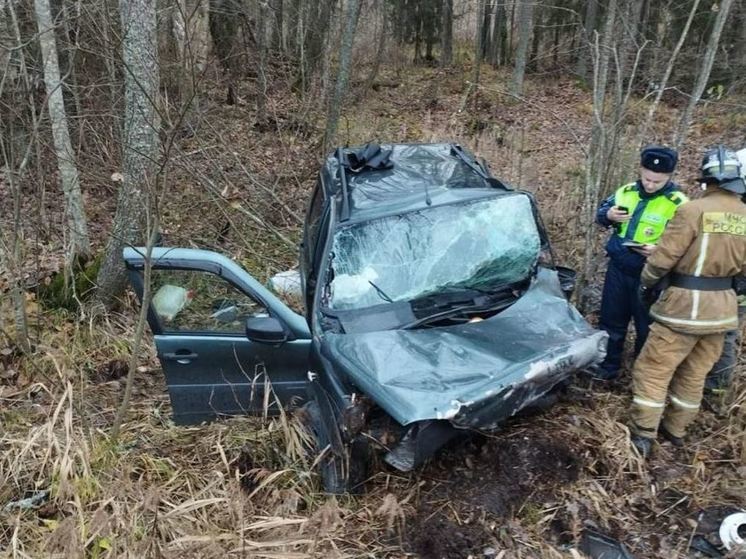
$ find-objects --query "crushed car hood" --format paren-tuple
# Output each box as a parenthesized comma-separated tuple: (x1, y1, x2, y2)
(321, 269, 607, 429)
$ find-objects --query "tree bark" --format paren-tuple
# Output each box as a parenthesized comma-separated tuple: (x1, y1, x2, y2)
(0, 140, 31, 353)
(96, 0, 160, 307)
(271, 0, 284, 51)
(528, 0, 543, 73)
(473, 0, 485, 90)
(34, 0, 91, 263)
(322, 0, 360, 152)
(365, 0, 386, 89)
(172, 0, 209, 126)
(510, 0, 534, 96)
(492, 0, 506, 66)
(576, 0, 599, 81)
(440, 0, 453, 66)
(673, 0, 736, 151)
(578, 0, 618, 313)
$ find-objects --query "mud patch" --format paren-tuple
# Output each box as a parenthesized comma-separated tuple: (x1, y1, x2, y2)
(404, 430, 581, 556)
(428, 432, 580, 516)
(408, 510, 492, 559)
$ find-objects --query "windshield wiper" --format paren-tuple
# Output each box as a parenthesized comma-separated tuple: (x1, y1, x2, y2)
(369, 280, 393, 303)
(402, 296, 516, 330)
(404, 281, 527, 330)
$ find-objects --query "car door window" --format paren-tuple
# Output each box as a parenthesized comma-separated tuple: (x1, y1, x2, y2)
(150, 269, 267, 334)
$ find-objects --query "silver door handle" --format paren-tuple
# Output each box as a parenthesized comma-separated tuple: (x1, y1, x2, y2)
(163, 351, 199, 363)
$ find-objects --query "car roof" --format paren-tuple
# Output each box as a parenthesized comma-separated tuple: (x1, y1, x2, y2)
(320, 143, 514, 222)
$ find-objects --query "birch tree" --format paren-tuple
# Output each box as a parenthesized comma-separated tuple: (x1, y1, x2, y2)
(34, 0, 90, 263)
(172, 0, 209, 126)
(96, 0, 160, 307)
(673, 0, 736, 151)
(322, 0, 361, 152)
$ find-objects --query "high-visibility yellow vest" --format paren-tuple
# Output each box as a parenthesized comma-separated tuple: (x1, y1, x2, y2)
(615, 183, 688, 244)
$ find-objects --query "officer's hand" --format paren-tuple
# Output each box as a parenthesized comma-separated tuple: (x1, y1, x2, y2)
(633, 244, 656, 258)
(639, 285, 658, 308)
(607, 206, 631, 223)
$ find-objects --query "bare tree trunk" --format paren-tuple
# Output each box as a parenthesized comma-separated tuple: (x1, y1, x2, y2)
(576, 0, 599, 80)
(322, 0, 360, 152)
(0, 141, 31, 353)
(0, 0, 12, 81)
(736, 1, 746, 76)
(473, 0, 485, 89)
(258, 0, 271, 118)
(271, 0, 284, 50)
(172, 0, 209, 128)
(637, 0, 699, 146)
(578, 0, 618, 313)
(493, 1, 507, 66)
(365, 0, 386, 89)
(673, 0, 735, 151)
(96, 0, 160, 307)
(528, 0, 543, 73)
(34, 0, 91, 263)
(440, 0, 453, 66)
(510, 0, 533, 96)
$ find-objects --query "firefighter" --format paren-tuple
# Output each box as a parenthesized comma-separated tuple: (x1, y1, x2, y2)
(592, 146, 688, 380)
(629, 146, 746, 457)
(702, 148, 746, 413)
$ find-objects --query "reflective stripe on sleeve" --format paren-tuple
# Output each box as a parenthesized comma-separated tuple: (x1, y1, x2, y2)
(633, 396, 665, 408)
(670, 394, 700, 409)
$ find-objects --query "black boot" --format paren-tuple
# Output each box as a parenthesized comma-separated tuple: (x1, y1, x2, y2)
(659, 426, 684, 447)
(630, 434, 653, 458)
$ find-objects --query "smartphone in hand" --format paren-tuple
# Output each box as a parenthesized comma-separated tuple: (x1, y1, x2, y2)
(617, 206, 629, 214)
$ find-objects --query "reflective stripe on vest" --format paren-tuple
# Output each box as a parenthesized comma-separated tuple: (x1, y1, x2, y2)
(615, 183, 687, 244)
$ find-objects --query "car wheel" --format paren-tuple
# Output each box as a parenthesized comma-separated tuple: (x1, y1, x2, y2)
(301, 400, 370, 494)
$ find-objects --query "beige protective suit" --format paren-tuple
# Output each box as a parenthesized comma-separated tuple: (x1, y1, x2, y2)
(631, 188, 746, 438)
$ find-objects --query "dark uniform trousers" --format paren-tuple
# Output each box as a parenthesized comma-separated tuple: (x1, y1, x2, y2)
(599, 261, 651, 375)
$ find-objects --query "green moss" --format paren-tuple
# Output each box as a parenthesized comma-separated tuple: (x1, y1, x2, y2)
(39, 253, 102, 311)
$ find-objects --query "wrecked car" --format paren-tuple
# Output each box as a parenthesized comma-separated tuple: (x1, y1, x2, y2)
(124, 142, 607, 493)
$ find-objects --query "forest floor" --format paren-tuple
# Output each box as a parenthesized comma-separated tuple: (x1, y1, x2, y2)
(1, 58, 746, 558)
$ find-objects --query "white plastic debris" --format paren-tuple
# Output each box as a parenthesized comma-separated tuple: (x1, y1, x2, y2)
(269, 269, 302, 297)
(719, 511, 746, 551)
(152, 284, 193, 321)
(330, 267, 379, 307)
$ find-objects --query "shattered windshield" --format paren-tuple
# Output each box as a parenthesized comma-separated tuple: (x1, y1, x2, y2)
(328, 194, 541, 310)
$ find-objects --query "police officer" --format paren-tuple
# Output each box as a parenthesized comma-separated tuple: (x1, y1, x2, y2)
(629, 146, 746, 457)
(593, 146, 688, 380)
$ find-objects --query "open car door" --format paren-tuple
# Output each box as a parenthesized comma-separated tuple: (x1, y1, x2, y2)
(123, 247, 311, 424)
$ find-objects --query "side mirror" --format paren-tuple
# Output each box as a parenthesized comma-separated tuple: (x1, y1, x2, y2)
(245, 316, 289, 344)
(556, 266, 577, 300)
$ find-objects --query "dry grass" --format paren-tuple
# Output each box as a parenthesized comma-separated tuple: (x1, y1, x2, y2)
(2, 313, 744, 557)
